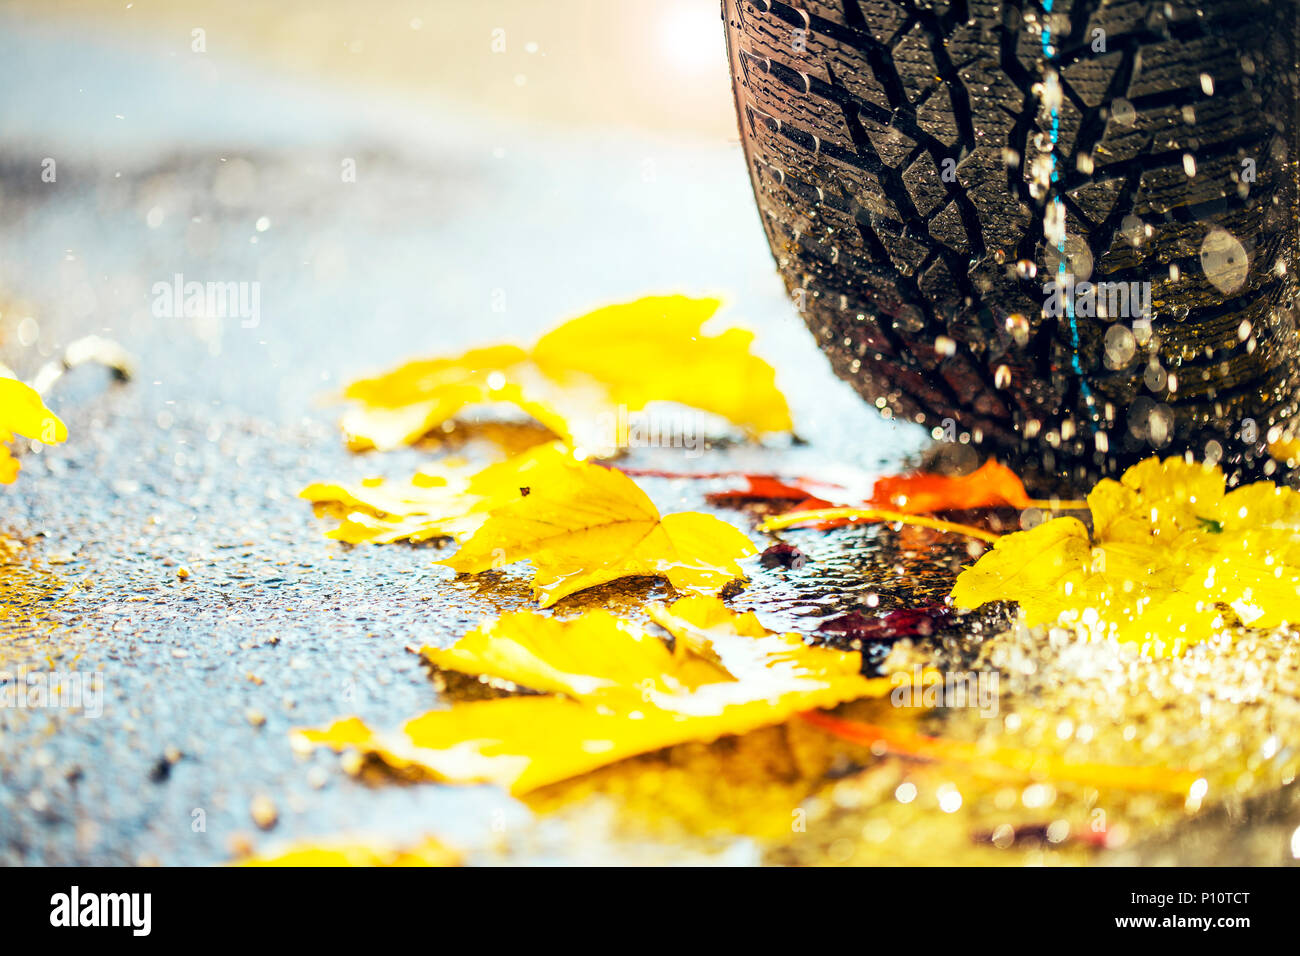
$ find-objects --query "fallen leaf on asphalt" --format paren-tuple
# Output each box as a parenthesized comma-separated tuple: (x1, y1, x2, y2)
(0, 376, 67, 484)
(868, 460, 1030, 513)
(303, 442, 757, 605)
(757, 460, 1040, 535)
(300, 441, 569, 544)
(759, 542, 806, 569)
(801, 711, 1200, 794)
(293, 599, 894, 794)
(760, 506, 1001, 543)
(439, 449, 758, 606)
(950, 456, 1300, 654)
(340, 296, 791, 454)
(623, 463, 1032, 531)
(703, 474, 840, 508)
(815, 606, 956, 644)
(237, 835, 461, 867)
(421, 607, 728, 701)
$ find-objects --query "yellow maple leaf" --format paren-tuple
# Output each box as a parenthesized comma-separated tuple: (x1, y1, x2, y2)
(303, 443, 756, 605)
(237, 835, 460, 867)
(293, 599, 892, 794)
(340, 296, 792, 454)
(421, 607, 728, 700)
(299, 441, 570, 544)
(0, 377, 67, 484)
(950, 456, 1300, 655)
(439, 451, 757, 606)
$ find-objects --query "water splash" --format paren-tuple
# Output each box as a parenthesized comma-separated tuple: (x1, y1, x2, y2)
(1041, 2, 1100, 433)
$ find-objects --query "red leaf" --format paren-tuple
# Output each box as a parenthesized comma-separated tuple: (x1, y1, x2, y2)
(706, 475, 824, 503)
(702, 475, 843, 518)
(759, 542, 808, 569)
(868, 460, 1030, 514)
(815, 606, 955, 643)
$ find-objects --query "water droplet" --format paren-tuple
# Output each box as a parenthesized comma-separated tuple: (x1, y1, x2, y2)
(1144, 362, 1168, 392)
(938, 787, 963, 813)
(1044, 235, 1094, 281)
(1015, 260, 1037, 280)
(1043, 200, 1066, 247)
(994, 364, 1011, 388)
(1200, 228, 1250, 294)
(1110, 98, 1137, 126)
(1005, 313, 1030, 346)
(1103, 324, 1137, 369)
(16, 316, 39, 347)
(895, 305, 925, 333)
(934, 335, 957, 357)
(1120, 215, 1146, 247)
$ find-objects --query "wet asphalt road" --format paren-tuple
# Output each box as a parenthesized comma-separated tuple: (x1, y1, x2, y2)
(0, 9, 937, 865)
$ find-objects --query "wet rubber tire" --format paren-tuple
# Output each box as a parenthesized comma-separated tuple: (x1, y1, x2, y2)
(723, 0, 1300, 485)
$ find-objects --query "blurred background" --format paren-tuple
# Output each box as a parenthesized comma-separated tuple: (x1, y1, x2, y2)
(0, 0, 907, 443)
(8, 0, 740, 139)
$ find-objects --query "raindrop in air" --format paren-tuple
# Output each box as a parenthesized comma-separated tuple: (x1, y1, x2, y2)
(1110, 98, 1137, 126)
(1103, 324, 1137, 369)
(1200, 228, 1250, 294)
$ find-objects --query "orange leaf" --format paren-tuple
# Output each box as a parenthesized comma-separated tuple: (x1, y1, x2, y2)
(708, 475, 825, 502)
(868, 460, 1030, 514)
(800, 711, 1200, 794)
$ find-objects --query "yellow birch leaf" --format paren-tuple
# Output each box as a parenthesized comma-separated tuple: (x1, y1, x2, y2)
(301, 443, 754, 603)
(0, 377, 67, 484)
(644, 595, 877, 706)
(238, 835, 460, 867)
(440, 453, 757, 606)
(951, 456, 1300, 655)
(529, 295, 792, 436)
(339, 296, 791, 454)
(340, 344, 528, 451)
(299, 441, 572, 544)
(294, 600, 891, 794)
(948, 516, 1092, 624)
(294, 715, 373, 749)
(421, 608, 728, 701)
(1087, 455, 1225, 544)
(299, 472, 479, 544)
